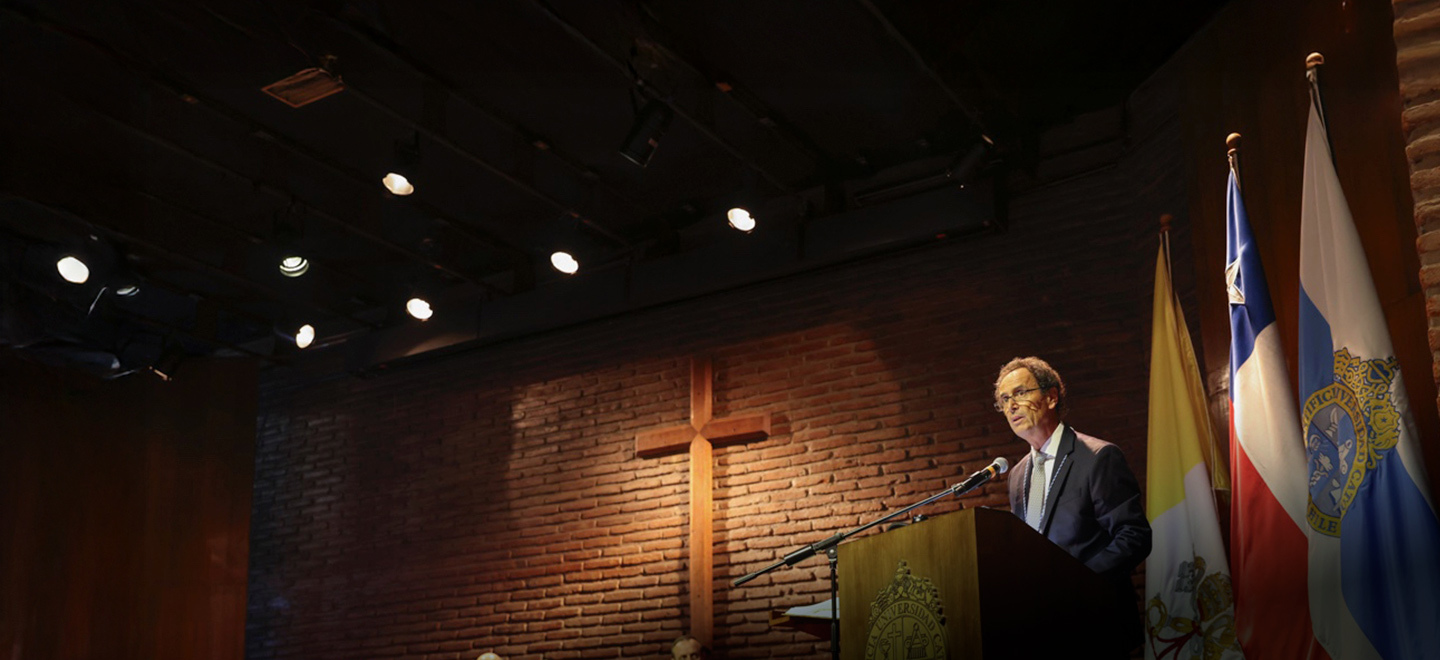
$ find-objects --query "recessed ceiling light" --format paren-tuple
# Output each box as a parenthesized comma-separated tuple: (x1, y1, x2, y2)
(56, 255, 89, 284)
(279, 255, 309, 277)
(550, 251, 579, 274)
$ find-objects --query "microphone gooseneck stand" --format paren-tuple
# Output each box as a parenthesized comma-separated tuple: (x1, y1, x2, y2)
(731, 474, 997, 660)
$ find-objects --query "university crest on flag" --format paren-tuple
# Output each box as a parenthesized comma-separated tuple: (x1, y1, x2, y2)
(1303, 349, 1402, 537)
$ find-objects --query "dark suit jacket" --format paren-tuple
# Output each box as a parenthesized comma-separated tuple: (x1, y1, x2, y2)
(1007, 425, 1152, 583)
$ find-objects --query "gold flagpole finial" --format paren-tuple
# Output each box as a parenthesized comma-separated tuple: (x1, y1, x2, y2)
(1306, 52, 1325, 70)
(1227, 133, 1242, 180)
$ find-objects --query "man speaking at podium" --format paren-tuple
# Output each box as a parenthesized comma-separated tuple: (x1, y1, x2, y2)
(994, 357, 1151, 642)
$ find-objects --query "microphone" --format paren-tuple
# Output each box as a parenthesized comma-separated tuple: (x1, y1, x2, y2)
(953, 457, 1010, 496)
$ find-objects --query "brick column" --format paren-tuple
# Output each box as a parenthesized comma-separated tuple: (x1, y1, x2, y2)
(1395, 0, 1440, 415)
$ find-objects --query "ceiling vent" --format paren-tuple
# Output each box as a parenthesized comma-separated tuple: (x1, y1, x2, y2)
(262, 67, 345, 108)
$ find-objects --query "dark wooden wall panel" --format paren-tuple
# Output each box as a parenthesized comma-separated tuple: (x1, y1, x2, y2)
(0, 354, 258, 660)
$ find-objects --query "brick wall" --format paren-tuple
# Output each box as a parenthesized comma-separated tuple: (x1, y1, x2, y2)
(245, 83, 1184, 660)
(1395, 0, 1440, 414)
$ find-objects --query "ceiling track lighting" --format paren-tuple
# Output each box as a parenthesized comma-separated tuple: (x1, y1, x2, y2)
(48, 239, 140, 299)
(405, 297, 433, 321)
(272, 203, 312, 279)
(295, 323, 315, 349)
(384, 132, 421, 196)
(544, 212, 615, 276)
(550, 251, 579, 274)
(381, 172, 414, 196)
(279, 254, 310, 277)
(618, 99, 674, 168)
(56, 255, 90, 284)
(726, 207, 756, 232)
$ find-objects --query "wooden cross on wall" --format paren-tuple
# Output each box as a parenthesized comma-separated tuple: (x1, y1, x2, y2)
(636, 356, 771, 646)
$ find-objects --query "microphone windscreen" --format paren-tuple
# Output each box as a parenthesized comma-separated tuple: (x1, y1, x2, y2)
(993, 456, 1010, 474)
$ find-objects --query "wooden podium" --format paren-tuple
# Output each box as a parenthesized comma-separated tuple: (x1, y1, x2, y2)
(837, 508, 1133, 659)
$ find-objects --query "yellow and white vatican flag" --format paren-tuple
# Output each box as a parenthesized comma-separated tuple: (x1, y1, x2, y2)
(1144, 233, 1244, 660)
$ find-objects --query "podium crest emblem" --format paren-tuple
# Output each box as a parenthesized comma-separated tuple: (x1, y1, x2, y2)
(864, 560, 947, 660)
(1303, 348, 1402, 537)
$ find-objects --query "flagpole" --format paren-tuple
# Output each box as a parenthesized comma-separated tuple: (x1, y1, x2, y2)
(1223, 134, 1241, 489)
(1305, 52, 1336, 166)
(1159, 213, 1172, 273)
(1226, 132, 1242, 187)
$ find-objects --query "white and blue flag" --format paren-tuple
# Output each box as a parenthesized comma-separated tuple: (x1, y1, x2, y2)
(1299, 89, 1440, 659)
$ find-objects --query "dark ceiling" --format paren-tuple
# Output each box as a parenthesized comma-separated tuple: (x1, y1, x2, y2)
(0, 0, 1225, 378)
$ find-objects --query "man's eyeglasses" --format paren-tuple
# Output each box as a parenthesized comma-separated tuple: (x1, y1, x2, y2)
(994, 386, 1044, 412)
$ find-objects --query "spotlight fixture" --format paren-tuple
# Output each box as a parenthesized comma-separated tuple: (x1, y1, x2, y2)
(550, 251, 579, 274)
(405, 297, 433, 321)
(295, 324, 315, 349)
(726, 207, 756, 232)
(383, 133, 420, 196)
(618, 99, 674, 168)
(381, 172, 414, 196)
(272, 204, 312, 279)
(278, 255, 310, 277)
(56, 255, 90, 284)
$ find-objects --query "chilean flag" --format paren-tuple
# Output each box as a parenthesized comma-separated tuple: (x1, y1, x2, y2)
(1226, 170, 1326, 659)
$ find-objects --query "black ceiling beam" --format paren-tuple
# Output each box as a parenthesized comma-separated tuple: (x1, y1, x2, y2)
(626, 25, 840, 175)
(89, 106, 502, 301)
(527, 0, 798, 194)
(5, 6, 516, 297)
(854, 0, 991, 138)
(311, 10, 637, 208)
(119, 308, 283, 367)
(183, 3, 632, 250)
(342, 84, 632, 246)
